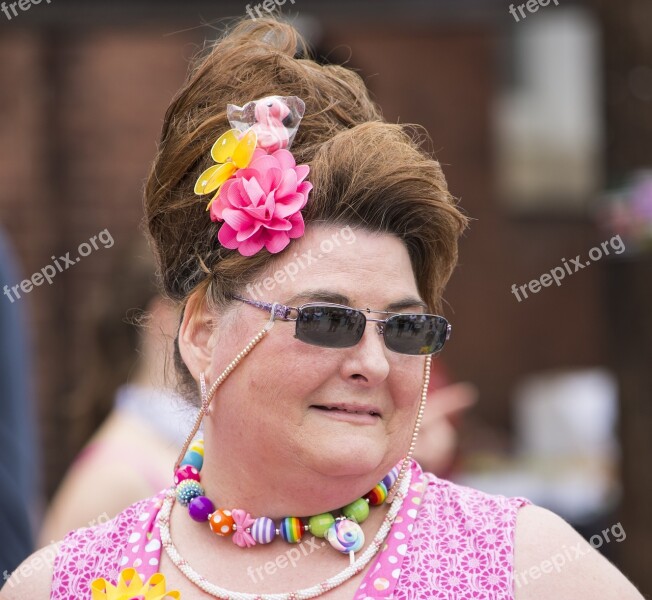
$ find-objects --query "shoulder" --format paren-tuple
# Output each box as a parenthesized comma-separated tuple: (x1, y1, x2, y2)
(514, 505, 644, 600)
(3, 493, 165, 600)
(0, 543, 58, 600)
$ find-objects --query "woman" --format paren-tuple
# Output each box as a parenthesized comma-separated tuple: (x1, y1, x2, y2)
(3, 16, 643, 600)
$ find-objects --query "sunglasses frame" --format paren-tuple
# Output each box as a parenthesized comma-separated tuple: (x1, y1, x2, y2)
(230, 294, 451, 355)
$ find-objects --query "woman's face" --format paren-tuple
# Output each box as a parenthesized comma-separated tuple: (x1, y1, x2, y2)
(205, 225, 429, 482)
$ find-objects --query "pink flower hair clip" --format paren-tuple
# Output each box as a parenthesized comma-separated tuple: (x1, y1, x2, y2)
(194, 96, 312, 257)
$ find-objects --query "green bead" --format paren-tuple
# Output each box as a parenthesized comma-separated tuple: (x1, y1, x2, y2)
(308, 513, 335, 538)
(342, 497, 370, 524)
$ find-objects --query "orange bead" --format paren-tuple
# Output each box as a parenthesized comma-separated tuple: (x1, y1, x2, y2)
(209, 509, 235, 537)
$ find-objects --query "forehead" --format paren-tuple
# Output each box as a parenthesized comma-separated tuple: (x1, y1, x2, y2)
(265, 225, 421, 306)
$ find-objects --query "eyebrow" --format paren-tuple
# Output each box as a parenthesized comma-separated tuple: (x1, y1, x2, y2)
(284, 289, 429, 312)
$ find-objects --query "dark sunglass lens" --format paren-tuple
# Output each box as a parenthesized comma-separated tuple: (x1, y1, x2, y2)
(384, 314, 448, 355)
(295, 306, 366, 348)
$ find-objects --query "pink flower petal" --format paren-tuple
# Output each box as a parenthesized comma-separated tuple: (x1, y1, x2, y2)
(264, 230, 291, 254)
(221, 207, 254, 231)
(297, 181, 313, 198)
(263, 190, 277, 218)
(248, 154, 281, 174)
(294, 164, 310, 184)
(274, 192, 306, 219)
(257, 167, 283, 195)
(217, 223, 239, 249)
(237, 230, 266, 256)
(287, 212, 305, 238)
(264, 216, 292, 231)
(275, 169, 298, 199)
(242, 204, 272, 221)
(241, 177, 266, 207)
(236, 220, 262, 241)
(271, 149, 297, 171)
(210, 182, 235, 220)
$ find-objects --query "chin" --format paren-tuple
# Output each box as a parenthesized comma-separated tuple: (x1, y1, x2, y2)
(307, 431, 388, 478)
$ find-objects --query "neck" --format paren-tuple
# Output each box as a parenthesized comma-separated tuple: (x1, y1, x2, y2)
(197, 434, 401, 520)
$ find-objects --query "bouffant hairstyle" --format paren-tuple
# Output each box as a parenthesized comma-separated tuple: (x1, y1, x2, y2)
(144, 16, 468, 403)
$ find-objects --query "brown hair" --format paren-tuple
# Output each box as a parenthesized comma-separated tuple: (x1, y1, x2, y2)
(144, 16, 468, 403)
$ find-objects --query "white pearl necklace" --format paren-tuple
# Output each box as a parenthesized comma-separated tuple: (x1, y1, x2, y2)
(158, 465, 412, 600)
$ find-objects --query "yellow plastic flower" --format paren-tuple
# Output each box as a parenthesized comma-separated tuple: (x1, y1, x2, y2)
(194, 128, 258, 210)
(91, 568, 180, 600)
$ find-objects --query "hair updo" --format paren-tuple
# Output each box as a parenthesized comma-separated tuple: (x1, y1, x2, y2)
(144, 16, 468, 402)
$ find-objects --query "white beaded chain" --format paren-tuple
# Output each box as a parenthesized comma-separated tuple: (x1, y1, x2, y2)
(386, 354, 431, 503)
(158, 465, 412, 600)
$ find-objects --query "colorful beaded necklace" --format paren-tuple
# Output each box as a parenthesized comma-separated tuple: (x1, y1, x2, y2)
(173, 438, 401, 564)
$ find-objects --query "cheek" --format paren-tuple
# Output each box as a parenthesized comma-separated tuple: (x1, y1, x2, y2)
(389, 358, 428, 409)
(240, 343, 337, 413)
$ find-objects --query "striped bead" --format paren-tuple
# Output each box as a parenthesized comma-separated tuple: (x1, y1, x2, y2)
(251, 517, 276, 544)
(189, 439, 205, 456)
(382, 467, 399, 491)
(365, 481, 388, 506)
(280, 517, 303, 543)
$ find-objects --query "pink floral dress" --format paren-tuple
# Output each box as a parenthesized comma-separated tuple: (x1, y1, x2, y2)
(50, 460, 530, 599)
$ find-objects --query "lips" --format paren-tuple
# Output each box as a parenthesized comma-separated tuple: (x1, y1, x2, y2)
(311, 403, 382, 418)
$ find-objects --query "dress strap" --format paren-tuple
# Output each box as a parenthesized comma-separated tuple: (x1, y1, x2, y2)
(354, 460, 428, 598)
(117, 489, 168, 582)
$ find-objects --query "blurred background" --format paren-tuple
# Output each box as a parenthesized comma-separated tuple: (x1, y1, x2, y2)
(0, 0, 650, 595)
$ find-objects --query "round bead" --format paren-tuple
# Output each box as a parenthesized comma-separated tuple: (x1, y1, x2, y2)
(308, 513, 335, 538)
(279, 517, 303, 543)
(365, 481, 388, 506)
(325, 519, 365, 553)
(174, 464, 201, 486)
(382, 467, 399, 491)
(209, 509, 235, 536)
(342, 498, 370, 524)
(180, 450, 204, 471)
(176, 480, 204, 506)
(188, 495, 215, 522)
(251, 517, 276, 544)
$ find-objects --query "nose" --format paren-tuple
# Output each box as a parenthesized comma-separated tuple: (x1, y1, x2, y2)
(340, 318, 390, 384)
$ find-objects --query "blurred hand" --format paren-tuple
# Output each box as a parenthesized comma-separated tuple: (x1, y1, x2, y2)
(413, 382, 478, 475)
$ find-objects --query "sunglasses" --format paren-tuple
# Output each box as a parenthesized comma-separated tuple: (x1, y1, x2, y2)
(231, 295, 451, 355)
